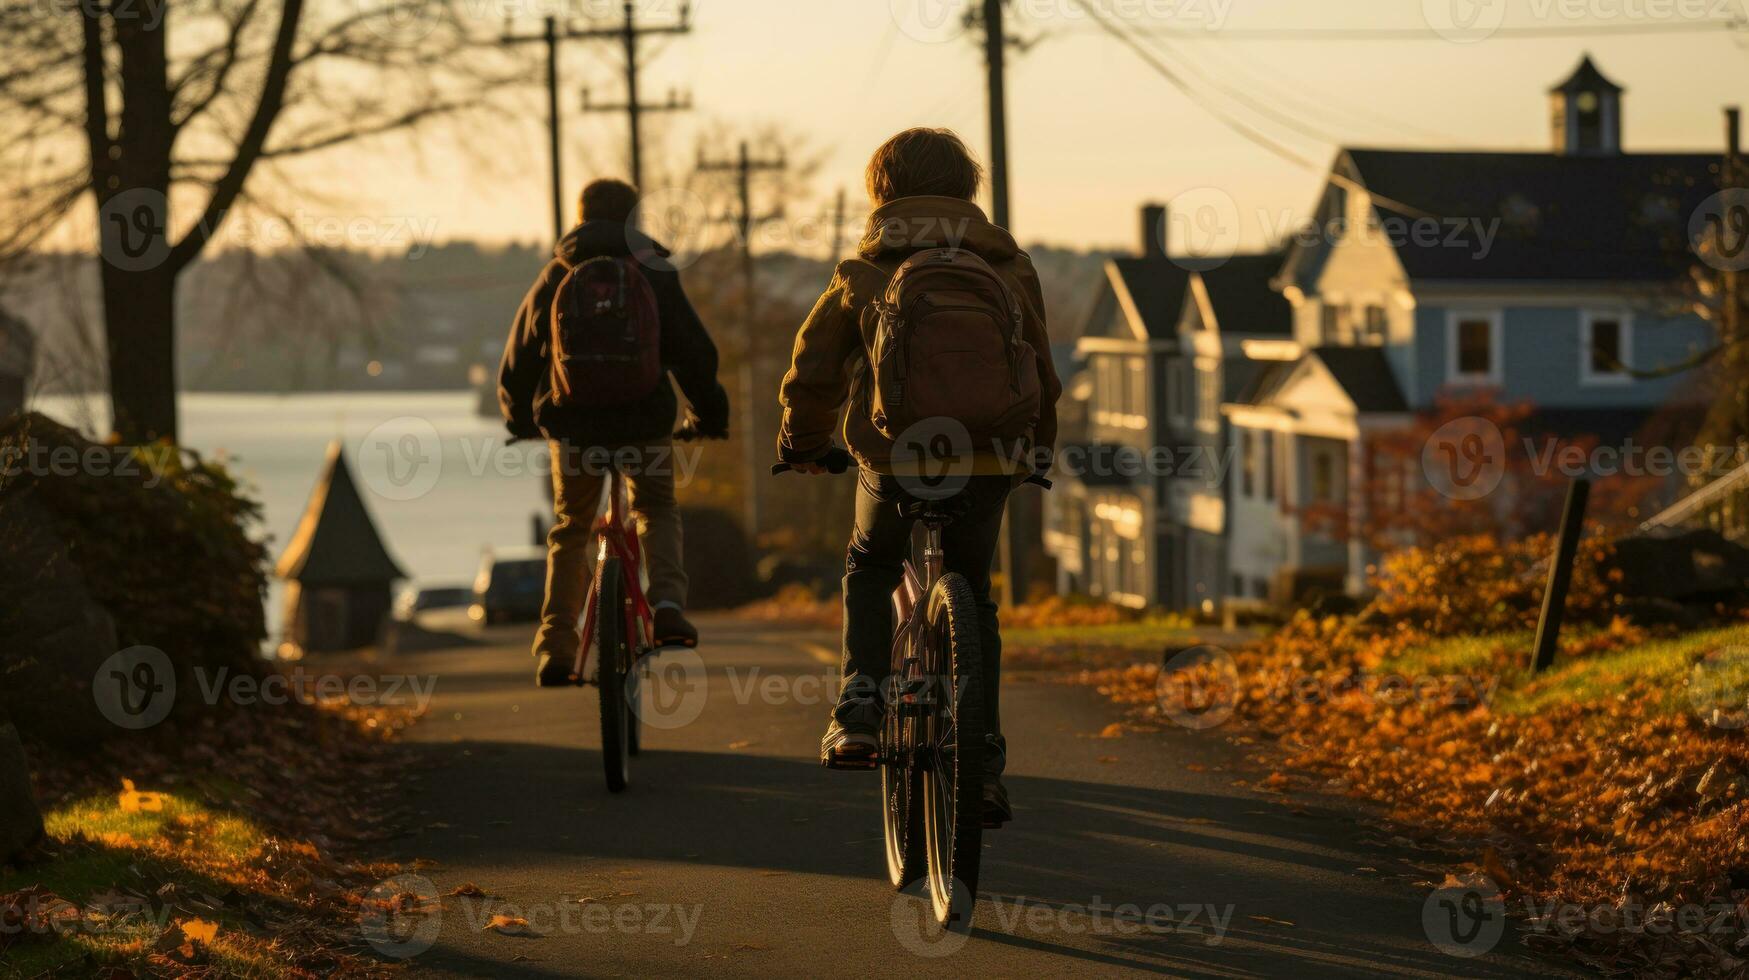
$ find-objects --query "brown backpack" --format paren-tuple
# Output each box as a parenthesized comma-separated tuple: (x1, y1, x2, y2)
(865, 248, 1042, 450)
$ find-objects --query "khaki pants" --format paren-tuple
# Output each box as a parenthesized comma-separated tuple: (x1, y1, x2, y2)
(533, 440, 687, 662)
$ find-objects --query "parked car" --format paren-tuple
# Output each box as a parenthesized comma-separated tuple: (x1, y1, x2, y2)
(471, 547, 547, 625)
(392, 584, 474, 622)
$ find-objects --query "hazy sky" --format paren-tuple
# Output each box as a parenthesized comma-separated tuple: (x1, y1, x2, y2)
(304, 0, 1744, 254)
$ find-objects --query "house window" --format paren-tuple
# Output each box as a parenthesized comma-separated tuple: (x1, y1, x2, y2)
(1320, 304, 1342, 345)
(1240, 430, 1256, 498)
(1167, 358, 1191, 423)
(1128, 357, 1147, 417)
(1262, 431, 1276, 502)
(1198, 364, 1220, 423)
(1362, 305, 1387, 345)
(1447, 310, 1502, 384)
(1581, 310, 1632, 384)
(1230, 574, 1244, 597)
(1311, 450, 1337, 503)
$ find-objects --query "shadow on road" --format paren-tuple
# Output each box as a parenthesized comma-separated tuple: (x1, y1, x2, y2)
(390, 735, 1557, 978)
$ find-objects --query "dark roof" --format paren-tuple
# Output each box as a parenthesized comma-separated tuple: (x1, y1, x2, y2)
(1221, 356, 1273, 403)
(1108, 257, 1192, 339)
(1197, 253, 1293, 336)
(1229, 358, 1295, 407)
(1345, 148, 1718, 282)
(1310, 346, 1408, 413)
(1550, 54, 1622, 94)
(276, 441, 405, 585)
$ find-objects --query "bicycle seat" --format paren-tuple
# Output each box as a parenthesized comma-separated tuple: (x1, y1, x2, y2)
(898, 492, 977, 523)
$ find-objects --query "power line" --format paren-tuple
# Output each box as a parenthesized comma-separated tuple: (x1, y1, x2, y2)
(1065, 0, 1434, 217)
(1068, 18, 1746, 41)
(1142, 27, 1463, 146)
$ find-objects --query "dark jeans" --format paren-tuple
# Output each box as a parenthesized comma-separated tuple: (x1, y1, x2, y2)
(839, 471, 1012, 756)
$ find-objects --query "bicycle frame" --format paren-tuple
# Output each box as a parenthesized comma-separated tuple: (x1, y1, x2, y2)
(575, 471, 654, 681)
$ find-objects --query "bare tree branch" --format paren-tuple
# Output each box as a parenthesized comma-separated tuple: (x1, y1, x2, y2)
(167, 0, 303, 274)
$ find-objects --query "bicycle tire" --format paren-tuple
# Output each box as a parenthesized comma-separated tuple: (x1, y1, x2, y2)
(596, 556, 631, 793)
(921, 572, 984, 930)
(627, 659, 643, 756)
(882, 631, 926, 890)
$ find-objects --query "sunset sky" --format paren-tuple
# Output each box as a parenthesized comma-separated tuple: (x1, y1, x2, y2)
(189, 1, 1749, 255)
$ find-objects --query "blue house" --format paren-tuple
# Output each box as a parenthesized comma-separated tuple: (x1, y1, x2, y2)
(1224, 55, 1719, 602)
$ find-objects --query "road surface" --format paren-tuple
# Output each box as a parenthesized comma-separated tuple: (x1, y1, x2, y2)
(369, 614, 1569, 978)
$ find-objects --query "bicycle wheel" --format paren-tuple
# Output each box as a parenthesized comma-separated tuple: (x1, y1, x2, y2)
(882, 631, 925, 889)
(627, 656, 643, 756)
(595, 556, 631, 793)
(921, 572, 984, 929)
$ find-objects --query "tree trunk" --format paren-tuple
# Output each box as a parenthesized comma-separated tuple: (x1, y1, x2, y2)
(102, 264, 178, 443)
(94, 0, 177, 444)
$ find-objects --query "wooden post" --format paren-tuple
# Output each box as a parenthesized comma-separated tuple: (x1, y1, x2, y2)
(1532, 478, 1590, 673)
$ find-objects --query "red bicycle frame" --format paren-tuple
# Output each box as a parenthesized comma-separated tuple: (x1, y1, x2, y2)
(575, 471, 654, 679)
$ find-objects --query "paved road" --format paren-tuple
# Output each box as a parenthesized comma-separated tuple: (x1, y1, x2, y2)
(371, 615, 1569, 979)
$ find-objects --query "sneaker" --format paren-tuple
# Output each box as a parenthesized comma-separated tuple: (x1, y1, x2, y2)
(653, 606, 698, 648)
(820, 697, 881, 770)
(535, 652, 575, 688)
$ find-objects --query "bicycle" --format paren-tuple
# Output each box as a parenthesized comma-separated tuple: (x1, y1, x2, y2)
(775, 452, 1048, 931)
(572, 426, 711, 793)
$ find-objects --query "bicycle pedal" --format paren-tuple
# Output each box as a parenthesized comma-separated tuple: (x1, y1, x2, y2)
(821, 752, 880, 771)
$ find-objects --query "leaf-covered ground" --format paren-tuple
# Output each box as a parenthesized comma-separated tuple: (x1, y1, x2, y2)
(1064, 534, 1749, 978)
(2, 695, 420, 978)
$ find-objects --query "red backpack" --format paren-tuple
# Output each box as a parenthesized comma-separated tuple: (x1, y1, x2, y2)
(549, 256, 662, 407)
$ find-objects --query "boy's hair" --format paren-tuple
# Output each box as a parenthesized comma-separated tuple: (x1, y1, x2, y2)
(865, 128, 983, 206)
(579, 178, 639, 222)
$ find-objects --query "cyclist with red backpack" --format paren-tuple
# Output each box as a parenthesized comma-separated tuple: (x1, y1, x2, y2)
(500, 178, 729, 687)
(777, 129, 1061, 826)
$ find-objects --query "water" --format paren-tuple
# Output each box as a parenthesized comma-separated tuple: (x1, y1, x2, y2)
(29, 391, 549, 641)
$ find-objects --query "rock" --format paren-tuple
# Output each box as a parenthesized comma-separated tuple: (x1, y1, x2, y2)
(0, 490, 125, 747)
(1607, 528, 1749, 603)
(0, 723, 44, 863)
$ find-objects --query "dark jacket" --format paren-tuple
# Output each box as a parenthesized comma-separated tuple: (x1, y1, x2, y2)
(776, 195, 1061, 475)
(499, 221, 729, 445)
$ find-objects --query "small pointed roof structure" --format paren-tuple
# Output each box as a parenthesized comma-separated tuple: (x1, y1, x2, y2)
(276, 441, 405, 585)
(1549, 54, 1624, 95)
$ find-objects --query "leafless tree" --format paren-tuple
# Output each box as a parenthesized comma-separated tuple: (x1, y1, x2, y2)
(0, 0, 524, 441)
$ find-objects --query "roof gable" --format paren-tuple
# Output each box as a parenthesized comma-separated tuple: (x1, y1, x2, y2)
(1108, 257, 1192, 340)
(276, 441, 406, 585)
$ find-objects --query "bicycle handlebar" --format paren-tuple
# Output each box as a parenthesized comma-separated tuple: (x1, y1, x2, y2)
(771, 447, 857, 475)
(673, 422, 727, 443)
(771, 453, 1053, 490)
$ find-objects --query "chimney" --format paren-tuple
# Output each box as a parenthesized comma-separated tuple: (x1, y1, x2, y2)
(1140, 203, 1167, 259)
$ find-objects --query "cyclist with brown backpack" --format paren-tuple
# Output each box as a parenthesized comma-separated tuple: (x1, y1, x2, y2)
(777, 129, 1061, 826)
(500, 178, 729, 687)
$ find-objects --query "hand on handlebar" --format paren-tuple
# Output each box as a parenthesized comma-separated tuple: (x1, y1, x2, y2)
(772, 446, 856, 475)
(674, 418, 728, 442)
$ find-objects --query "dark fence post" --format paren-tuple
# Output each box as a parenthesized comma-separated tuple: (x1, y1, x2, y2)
(1532, 478, 1591, 673)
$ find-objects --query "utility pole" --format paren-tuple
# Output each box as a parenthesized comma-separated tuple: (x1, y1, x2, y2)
(971, 0, 1037, 606)
(697, 141, 787, 543)
(500, 16, 568, 241)
(578, 0, 692, 189)
(981, 0, 1011, 228)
